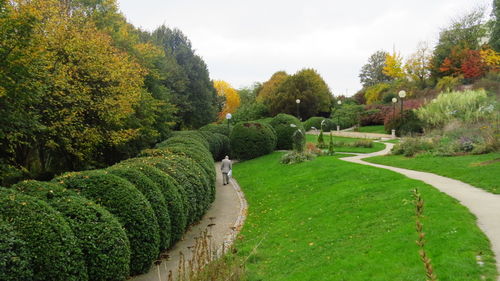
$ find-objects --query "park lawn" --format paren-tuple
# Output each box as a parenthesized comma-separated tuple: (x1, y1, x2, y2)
(358, 125, 387, 134)
(305, 134, 386, 153)
(364, 153, 500, 194)
(233, 152, 496, 281)
(382, 138, 400, 144)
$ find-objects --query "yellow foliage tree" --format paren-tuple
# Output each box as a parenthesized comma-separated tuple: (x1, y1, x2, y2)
(480, 48, 500, 72)
(383, 52, 405, 79)
(213, 80, 240, 121)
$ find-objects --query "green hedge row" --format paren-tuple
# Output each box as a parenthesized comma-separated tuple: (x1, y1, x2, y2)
(269, 113, 304, 150)
(0, 129, 218, 280)
(303, 116, 335, 132)
(230, 122, 277, 160)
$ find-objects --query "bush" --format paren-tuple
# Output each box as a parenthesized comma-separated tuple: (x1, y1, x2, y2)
(385, 110, 424, 137)
(0, 188, 88, 281)
(12, 180, 130, 281)
(116, 162, 187, 243)
(473, 71, 500, 94)
(360, 105, 391, 126)
(231, 102, 269, 124)
(303, 117, 334, 132)
(280, 151, 316, 164)
(199, 123, 231, 137)
(107, 166, 172, 251)
(331, 104, 365, 129)
(54, 170, 160, 275)
(0, 219, 33, 281)
(230, 122, 277, 160)
(392, 137, 435, 157)
(269, 114, 304, 150)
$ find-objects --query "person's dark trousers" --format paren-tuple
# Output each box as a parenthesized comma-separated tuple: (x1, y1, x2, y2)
(222, 172, 229, 185)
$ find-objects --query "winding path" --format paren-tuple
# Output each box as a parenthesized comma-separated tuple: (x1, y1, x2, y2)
(342, 142, 500, 280)
(131, 162, 247, 281)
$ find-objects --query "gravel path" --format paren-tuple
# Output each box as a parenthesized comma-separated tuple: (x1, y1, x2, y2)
(342, 142, 500, 280)
(130, 162, 247, 281)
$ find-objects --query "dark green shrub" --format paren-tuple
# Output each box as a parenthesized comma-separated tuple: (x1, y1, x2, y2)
(165, 131, 210, 150)
(215, 133, 231, 159)
(327, 132, 335, 155)
(0, 219, 33, 281)
(230, 122, 277, 160)
(386, 110, 424, 137)
(317, 129, 325, 148)
(12, 180, 130, 281)
(107, 167, 172, 251)
(269, 114, 304, 150)
(200, 123, 231, 137)
(280, 151, 315, 164)
(0, 188, 88, 281)
(116, 162, 187, 243)
(392, 138, 435, 157)
(54, 170, 160, 275)
(303, 117, 334, 132)
(292, 129, 306, 152)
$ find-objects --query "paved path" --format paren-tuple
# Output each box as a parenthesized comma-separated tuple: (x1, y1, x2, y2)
(307, 130, 394, 140)
(342, 143, 500, 280)
(131, 162, 247, 281)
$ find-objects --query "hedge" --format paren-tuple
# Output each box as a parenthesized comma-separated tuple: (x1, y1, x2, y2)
(230, 122, 277, 160)
(269, 113, 304, 150)
(54, 170, 160, 275)
(107, 166, 172, 251)
(12, 180, 130, 281)
(199, 123, 231, 137)
(0, 188, 88, 281)
(303, 117, 334, 132)
(0, 219, 33, 281)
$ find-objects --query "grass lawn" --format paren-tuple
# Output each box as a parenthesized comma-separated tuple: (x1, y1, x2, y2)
(305, 134, 386, 153)
(382, 138, 400, 144)
(364, 153, 500, 194)
(357, 125, 387, 134)
(233, 152, 496, 281)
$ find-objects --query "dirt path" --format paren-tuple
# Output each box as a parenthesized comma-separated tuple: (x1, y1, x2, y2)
(341, 143, 500, 280)
(131, 162, 247, 281)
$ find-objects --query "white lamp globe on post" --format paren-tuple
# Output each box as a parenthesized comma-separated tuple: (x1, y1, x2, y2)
(226, 113, 232, 133)
(336, 100, 342, 132)
(295, 99, 301, 120)
(391, 97, 398, 138)
(398, 90, 406, 121)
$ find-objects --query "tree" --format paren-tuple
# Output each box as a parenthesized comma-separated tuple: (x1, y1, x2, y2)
(383, 52, 405, 79)
(265, 69, 333, 120)
(256, 71, 288, 103)
(480, 47, 500, 72)
(213, 80, 240, 121)
(364, 83, 391, 105)
(461, 49, 485, 81)
(405, 42, 432, 88)
(359, 50, 393, 87)
(490, 0, 500, 51)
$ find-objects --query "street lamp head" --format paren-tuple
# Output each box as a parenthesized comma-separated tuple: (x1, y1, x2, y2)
(226, 113, 232, 120)
(337, 100, 342, 105)
(392, 97, 398, 103)
(296, 99, 301, 104)
(398, 90, 406, 98)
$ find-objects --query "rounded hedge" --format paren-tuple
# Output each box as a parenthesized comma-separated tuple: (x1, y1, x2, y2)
(269, 113, 304, 150)
(230, 122, 277, 160)
(0, 188, 88, 281)
(0, 219, 33, 281)
(116, 162, 187, 243)
(54, 170, 160, 275)
(107, 166, 172, 251)
(199, 123, 231, 137)
(12, 180, 130, 281)
(303, 116, 334, 132)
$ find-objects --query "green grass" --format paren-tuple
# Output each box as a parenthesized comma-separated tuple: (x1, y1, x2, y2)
(357, 125, 387, 134)
(233, 152, 496, 281)
(382, 138, 401, 144)
(364, 153, 500, 194)
(305, 134, 386, 153)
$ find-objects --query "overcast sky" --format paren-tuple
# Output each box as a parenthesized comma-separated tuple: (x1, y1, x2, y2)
(117, 0, 491, 96)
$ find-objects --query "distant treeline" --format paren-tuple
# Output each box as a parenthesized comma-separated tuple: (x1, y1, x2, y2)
(0, 0, 218, 184)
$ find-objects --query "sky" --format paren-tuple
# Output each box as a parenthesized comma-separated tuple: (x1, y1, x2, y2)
(117, 0, 491, 96)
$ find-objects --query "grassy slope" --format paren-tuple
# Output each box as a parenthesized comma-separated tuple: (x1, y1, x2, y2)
(305, 134, 386, 153)
(358, 125, 387, 134)
(234, 153, 496, 281)
(364, 153, 500, 194)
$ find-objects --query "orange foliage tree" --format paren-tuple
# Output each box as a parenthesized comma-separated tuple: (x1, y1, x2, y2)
(213, 80, 240, 121)
(461, 49, 485, 80)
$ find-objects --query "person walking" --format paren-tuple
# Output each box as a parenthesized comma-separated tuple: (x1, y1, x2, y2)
(221, 156, 232, 185)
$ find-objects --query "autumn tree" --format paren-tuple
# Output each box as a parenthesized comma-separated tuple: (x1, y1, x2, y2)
(405, 42, 432, 88)
(383, 52, 405, 79)
(265, 69, 332, 119)
(213, 80, 240, 121)
(359, 50, 393, 87)
(480, 46, 500, 72)
(461, 49, 485, 81)
(256, 71, 289, 103)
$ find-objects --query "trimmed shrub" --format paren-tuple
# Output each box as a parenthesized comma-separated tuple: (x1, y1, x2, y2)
(385, 110, 424, 137)
(117, 162, 187, 243)
(0, 219, 33, 281)
(303, 117, 334, 132)
(0, 188, 88, 281)
(200, 123, 231, 137)
(230, 122, 277, 160)
(269, 113, 304, 150)
(107, 166, 172, 251)
(54, 170, 160, 275)
(12, 180, 130, 281)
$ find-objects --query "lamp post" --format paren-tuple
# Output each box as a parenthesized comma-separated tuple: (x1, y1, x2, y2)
(391, 97, 397, 138)
(336, 100, 342, 132)
(398, 90, 406, 120)
(295, 99, 301, 120)
(226, 113, 232, 133)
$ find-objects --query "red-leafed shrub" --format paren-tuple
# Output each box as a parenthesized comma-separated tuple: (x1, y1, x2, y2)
(361, 105, 392, 126)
